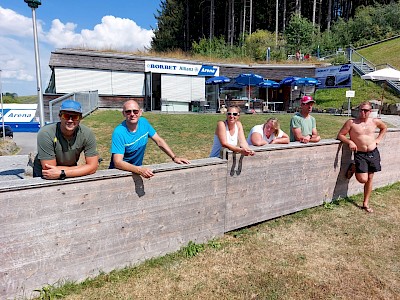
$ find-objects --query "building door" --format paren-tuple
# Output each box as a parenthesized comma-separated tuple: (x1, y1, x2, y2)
(152, 73, 161, 110)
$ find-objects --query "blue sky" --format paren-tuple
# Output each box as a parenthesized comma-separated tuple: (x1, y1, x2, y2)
(0, 0, 162, 96)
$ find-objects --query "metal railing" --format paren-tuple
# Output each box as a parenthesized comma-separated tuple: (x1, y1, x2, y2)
(349, 48, 400, 96)
(49, 91, 99, 123)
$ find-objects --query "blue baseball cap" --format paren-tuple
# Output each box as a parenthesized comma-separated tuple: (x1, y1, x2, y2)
(60, 99, 82, 113)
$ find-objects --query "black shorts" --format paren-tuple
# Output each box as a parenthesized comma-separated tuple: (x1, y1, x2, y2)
(354, 148, 381, 174)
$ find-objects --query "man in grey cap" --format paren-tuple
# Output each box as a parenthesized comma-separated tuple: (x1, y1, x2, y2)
(33, 99, 99, 179)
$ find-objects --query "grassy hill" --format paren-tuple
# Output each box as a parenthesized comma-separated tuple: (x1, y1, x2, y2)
(357, 37, 400, 69)
(2, 95, 37, 104)
(312, 37, 400, 109)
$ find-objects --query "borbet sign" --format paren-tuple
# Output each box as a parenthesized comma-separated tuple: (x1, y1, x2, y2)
(145, 60, 219, 77)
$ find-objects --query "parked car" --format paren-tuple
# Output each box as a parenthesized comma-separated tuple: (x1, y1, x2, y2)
(0, 125, 13, 138)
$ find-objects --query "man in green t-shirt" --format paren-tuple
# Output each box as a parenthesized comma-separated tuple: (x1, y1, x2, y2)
(33, 99, 99, 179)
(290, 96, 321, 143)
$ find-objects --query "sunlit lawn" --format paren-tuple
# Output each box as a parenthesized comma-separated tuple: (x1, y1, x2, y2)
(82, 110, 350, 169)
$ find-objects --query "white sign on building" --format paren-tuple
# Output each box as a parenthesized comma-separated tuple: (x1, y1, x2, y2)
(145, 61, 220, 77)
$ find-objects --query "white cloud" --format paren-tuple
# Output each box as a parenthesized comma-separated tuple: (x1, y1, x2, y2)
(0, 36, 35, 81)
(0, 7, 154, 95)
(0, 7, 43, 38)
(47, 15, 154, 51)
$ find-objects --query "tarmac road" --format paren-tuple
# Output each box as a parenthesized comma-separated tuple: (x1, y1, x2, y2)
(13, 132, 37, 155)
(0, 132, 37, 181)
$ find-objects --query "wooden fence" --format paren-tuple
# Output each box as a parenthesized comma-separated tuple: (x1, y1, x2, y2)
(1, 129, 400, 299)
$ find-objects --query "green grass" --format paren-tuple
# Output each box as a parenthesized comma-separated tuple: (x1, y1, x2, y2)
(2, 95, 37, 104)
(32, 182, 400, 300)
(315, 75, 399, 109)
(358, 37, 400, 69)
(82, 111, 350, 169)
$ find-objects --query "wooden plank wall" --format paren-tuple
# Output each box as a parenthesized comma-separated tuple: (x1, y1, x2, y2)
(224, 131, 400, 231)
(1, 131, 400, 299)
(0, 160, 227, 299)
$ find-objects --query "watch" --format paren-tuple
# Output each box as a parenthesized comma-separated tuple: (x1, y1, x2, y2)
(59, 170, 67, 180)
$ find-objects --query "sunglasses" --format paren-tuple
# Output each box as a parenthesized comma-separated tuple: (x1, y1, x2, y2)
(124, 109, 140, 115)
(60, 113, 81, 121)
(360, 109, 371, 112)
(227, 112, 239, 116)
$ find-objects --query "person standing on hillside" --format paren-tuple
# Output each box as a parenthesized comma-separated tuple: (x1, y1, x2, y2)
(109, 100, 190, 178)
(337, 101, 387, 213)
(290, 96, 321, 143)
(33, 99, 99, 179)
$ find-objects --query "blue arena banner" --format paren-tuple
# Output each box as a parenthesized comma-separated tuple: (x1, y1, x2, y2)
(0, 104, 40, 132)
(197, 65, 218, 76)
(315, 64, 353, 89)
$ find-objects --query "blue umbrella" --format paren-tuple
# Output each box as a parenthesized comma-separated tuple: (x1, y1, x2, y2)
(258, 80, 280, 103)
(258, 79, 280, 88)
(279, 76, 301, 85)
(235, 73, 264, 102)
(295, 77, 319, 85)
(206, 76, 231, 85)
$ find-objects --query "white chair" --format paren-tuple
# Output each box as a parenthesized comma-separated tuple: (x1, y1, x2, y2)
(199, 100, 210, 113)
(161, 98, 174, 113)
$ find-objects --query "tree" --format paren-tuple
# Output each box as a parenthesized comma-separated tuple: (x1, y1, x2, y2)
(284, 14, 315, 54)
(244, 30, 284, 60)
(151, 0, 186, 52)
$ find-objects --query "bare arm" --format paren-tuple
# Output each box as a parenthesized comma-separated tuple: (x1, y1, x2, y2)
(374, 118, 387, 145)
(112, 153, 155, 178)
(151, 133, 190, 164)
(216, 121, 254, 156)
(41, 155, 99, 180)
(292, 127, 309, 143)
(270, 131, 290, 144)
(237, 122, 254, 155)
(250, 132, 268, 146)
(310, 128, 321, 142)
(337, 119, 357, 151)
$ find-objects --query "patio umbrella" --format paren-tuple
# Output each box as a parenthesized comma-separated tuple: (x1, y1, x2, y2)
(361, 67, 400, 81)
(257, 80, 280, 104)
(258, 79, 280, 88)
(279, 76, 301, 85)
(206, 76, 231, 85)
(235, 73, 264, 105)
(361, 67, 400, 115)
(295, 77, 319, 85)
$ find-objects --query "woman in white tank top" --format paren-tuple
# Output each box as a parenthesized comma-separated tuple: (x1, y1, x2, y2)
(210, 106, 254, 158)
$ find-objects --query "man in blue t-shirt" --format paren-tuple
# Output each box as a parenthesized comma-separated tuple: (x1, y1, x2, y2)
(109, 100, 190, 178)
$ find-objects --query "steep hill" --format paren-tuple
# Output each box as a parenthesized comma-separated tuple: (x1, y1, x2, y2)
(357, 37, 400, 69)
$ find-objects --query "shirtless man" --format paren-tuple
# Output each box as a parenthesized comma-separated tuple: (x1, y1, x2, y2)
(337, 101, 387, 212)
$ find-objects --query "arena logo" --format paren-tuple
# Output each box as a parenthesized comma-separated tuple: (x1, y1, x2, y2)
(339, 64, 351, 72)
(7, 113, 33, 118)
(198, 65, 218, 76)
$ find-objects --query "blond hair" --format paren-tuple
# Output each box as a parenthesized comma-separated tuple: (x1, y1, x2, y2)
(227, 105, 242, 113)
(264, 117, 280, 136)
(359, 101, 372, 109)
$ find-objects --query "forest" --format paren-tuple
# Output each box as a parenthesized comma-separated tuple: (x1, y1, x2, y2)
(151, 0, 400, 61)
